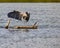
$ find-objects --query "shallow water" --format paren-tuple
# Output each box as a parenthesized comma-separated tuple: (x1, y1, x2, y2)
(0, 3, 60, 48)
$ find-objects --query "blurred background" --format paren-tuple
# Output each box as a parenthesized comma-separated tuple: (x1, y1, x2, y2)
(0, 0, 60, 2)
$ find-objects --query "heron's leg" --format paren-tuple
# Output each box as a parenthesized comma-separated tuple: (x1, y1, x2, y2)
(5, 18, 11, 29)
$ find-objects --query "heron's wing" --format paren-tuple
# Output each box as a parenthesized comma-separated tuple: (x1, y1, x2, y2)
(7, 11, 21, 20)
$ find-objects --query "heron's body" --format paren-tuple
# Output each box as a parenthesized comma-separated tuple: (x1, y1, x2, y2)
(6, 10, 30, 28)
(8, 10, 30, 22)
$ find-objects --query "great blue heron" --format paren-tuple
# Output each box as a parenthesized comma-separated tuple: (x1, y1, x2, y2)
(5, 10, 30, 28)
(8, 10, 30, 22)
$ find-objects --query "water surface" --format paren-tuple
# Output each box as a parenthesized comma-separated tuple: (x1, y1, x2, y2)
(0, 3, 60, 48)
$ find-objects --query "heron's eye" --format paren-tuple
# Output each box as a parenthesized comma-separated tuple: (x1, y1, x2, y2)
(23, 16, 25, 18)
(23, 16, 26, 19)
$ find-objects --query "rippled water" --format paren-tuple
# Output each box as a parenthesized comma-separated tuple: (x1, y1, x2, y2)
(0, 3, 60, 48)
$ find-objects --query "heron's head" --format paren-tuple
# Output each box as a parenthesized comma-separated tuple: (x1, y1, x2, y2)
(20, 12, 30, 22)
